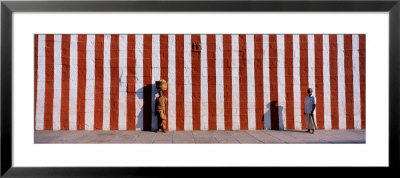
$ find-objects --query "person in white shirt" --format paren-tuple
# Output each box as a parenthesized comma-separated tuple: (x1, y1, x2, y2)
(304, 88, 316, 134)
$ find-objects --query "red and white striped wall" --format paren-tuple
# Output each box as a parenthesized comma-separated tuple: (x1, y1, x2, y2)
(34, 34, 366, 131)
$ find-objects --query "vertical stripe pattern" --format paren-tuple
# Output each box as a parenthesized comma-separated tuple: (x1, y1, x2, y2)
(36, 35, 45, 130)
(269, 35, 279, 130)
(344, 35, 354, 129)
(329, 35, 339, 129)
(34, 35, 38, 130)
(207, 35, 217, 130)
(351, 35, 361, 129)
(160, 35, 169, 131)
(192, 35, 201, 130)
(77, 35, 87, 130)
(299, 34, 309, 130)
(284, 35, 294, 130)
(175, 35, 185, 131)
(263, 35, 271, 130)
(168, 35, 176, 131)
(314, 35, 325, 129)
(215, 35, 224, 130)
(103, 35, 111, 130)
(61, 35, 70, 130)
(119, 35, 128, 130)
(254, 35, 264, 130)
(322, 35, 332, 130)
(143, 35, 152, 131)
(126, 34, 136, 130)
(44, 34, 54, 130)
(110, 35, 119, 130)
(135, 35, 144, 130)
(223, 35, 233, 130)
(247, 35, 256, 130)
(35, 34, 366, 131)
(184, 35, 193, 130)
(359, 35, 366, 129)
(239, 34, 248, 130)
(293, 35, 302, 130)
(200, 35, 209, 130)
(151, 35, 160, 131)
(337, 35, 347, 129)
(53, 35, 62, 130)
(85, 35, 95, 130)
(69, 35, 78, 130)
(277, 35, 286, 130)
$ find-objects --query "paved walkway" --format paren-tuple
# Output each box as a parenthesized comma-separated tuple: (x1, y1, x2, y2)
(35, 130, 365, 144)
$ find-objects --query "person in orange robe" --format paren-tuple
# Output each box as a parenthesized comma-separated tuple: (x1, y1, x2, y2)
(156, 90, 167, 132)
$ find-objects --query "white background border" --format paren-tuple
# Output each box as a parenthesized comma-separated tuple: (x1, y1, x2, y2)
(13, 12, 388, 167)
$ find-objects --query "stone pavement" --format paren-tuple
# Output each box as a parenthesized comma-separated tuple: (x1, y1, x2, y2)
(35, 130, 365, 144)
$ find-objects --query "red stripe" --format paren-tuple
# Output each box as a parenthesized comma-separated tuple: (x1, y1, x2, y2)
(44, 35, 54, 130)
(160, 34, 169, 131)
(60, 35, 70, 130)
(344, 35, 354, 129)
(314, 34, 325, 129)
(207, 35, 217, 130)
(175, 35, 185, 130)
(34, 35, 38, 130)
(329, 35, 339, 129)
(94, 35, 104, 130)
(192, 35, 201, 130)
(284, 35, 294, 130)
(254, 34, 264, 130)
(269, 35, 279, 130)
(299, 34, 309, 130)
(77, 35, 87, 130)
(359, 34, 366, 129)
(239, 34, 248, 130)
(110, 35, 119, 130)
(143, 35, 153, 131)
(223, 35, 233, 130)
(127, 35, 136, 130)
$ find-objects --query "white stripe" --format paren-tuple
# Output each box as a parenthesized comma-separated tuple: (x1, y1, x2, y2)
(103, 35, 111, 130)
(68, 35, 78, 130)
(293, 35, 302, 130)
(183, 34, 193, 130)
(36, 35, 46, 130)
(168, 35, 176, 131)
(85, 35, 95, 130)
(232, 35, 241, 130)
(277, 35, 286, 130)
(52, 35, 62, 130)
(135, 35, 144, 131)
(200, 35, 209, 130)
(215, 35, 225, 130)
(322, 35, 332, 129)
(337, 35, 347, 129)
(151, 35, 161, 131)
(308, 35, 316, 126)
(246, 35, 256, 130)
(308, 34, 316, 99)
(262, 35, 271, 130)
(119, 35, 128, 130)
(353, 35, 362, 129)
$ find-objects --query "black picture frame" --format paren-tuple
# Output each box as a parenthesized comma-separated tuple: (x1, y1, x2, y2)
(1, 0, 399, 177)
